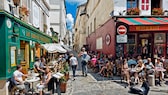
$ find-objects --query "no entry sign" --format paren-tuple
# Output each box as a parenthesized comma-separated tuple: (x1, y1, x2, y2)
(117, 25, 127, 35)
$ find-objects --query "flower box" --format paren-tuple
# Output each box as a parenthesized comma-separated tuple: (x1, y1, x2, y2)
(152, 8, 163, 15)
(127, 8, 140, 15)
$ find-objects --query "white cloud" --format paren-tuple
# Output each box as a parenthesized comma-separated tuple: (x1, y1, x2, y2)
(66, 13, 74, 30)
(66, 0, 87, 5)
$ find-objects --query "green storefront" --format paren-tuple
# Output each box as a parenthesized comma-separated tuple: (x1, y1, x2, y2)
(0, 11, 53, 80)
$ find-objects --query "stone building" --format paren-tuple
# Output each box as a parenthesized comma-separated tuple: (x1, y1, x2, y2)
(49, 0, 67, 43)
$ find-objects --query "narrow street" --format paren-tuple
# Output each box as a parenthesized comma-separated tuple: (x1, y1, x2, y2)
(60, 51, 168, 95)
(63, 70, 168, 95)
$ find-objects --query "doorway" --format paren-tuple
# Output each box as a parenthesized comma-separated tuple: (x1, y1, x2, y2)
(20, 40, 29, 74)
(138, 34, 153, 58)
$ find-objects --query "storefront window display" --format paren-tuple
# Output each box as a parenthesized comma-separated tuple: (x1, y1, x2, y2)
(127, 34, 136, 57)
(154, 33, 165, 58)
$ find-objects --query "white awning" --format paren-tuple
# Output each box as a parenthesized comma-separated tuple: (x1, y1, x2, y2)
(41, 43, 67, 53)
(61, 45, 72, 52)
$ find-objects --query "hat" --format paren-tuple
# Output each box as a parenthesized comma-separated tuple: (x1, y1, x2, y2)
(157, 57, 160, 60)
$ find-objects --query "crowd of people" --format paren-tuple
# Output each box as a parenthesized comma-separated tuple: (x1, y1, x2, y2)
(85, 50, 168, 87)
(9, 47, 168, 94)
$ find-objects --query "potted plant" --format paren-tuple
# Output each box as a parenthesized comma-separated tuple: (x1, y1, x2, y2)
(152, 8, 163, 15)
(64, 62, 69, 81)
(59, 76, 67, 93)
(127, 7, 140, 15)
(19, 6, 29, 16)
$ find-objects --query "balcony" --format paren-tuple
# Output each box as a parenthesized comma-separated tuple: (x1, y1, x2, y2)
(127, 7, 140, 15)
(152, 8, 163, 15)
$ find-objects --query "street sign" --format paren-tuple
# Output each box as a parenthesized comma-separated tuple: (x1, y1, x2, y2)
(117, 25, 127, 35)
(117, 35, 127, 43)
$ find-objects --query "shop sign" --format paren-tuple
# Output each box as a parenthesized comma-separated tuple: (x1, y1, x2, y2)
(117, 35, 127, 43)
(117, 25, 127, 35)
(6, 18, 12, 28)
(105, 34, 111, 45)
(135, 26, 159, 31)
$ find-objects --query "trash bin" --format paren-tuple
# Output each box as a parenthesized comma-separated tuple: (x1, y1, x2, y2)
(148, 75, 155, 86)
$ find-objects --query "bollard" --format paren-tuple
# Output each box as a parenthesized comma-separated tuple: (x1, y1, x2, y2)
(148, 75, 155, 86)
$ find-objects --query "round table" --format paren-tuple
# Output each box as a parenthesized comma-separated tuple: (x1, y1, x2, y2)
(155, 67, 166, 72)
(25, 77, 40, 94)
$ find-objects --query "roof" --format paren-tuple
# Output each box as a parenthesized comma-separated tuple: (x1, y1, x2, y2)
(118, 17, 168, 25)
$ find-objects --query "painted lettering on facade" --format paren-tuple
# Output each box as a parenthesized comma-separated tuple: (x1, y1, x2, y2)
(135, 26, 159, 31)
(26, 32, 31, 37)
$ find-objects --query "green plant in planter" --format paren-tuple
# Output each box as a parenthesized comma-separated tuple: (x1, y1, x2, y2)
(64, 62, 69, 73)
(60, 76, 66, 83)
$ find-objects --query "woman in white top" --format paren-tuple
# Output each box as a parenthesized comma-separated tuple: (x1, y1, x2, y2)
(36, 66, 52, 95)
(155, 58, 164, 81)
(70, 53, 78, 79)
(134, 59, 145, 84)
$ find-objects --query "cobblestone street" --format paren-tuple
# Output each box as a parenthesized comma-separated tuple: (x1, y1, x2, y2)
(61, 71, 168, 95)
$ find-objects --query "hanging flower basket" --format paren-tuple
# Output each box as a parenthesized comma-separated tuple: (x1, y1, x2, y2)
(19, 6, 29, 16)
(127, 7, 140, 15)
(152, 8, 163, 15)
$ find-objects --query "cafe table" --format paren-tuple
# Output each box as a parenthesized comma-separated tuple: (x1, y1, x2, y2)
(155, 67, 166, 72)
(25, 77, 40, 94)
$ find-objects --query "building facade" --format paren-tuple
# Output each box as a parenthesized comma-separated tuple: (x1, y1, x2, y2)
(74, 3, 87, 52)
(49, 0, 67, 43)
(79, 0, 168, 59)
(0, 0, 53, 94)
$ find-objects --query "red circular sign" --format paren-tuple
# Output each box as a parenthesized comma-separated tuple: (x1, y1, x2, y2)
(117, 25, 127, 35)
(105, 34, 111, 45)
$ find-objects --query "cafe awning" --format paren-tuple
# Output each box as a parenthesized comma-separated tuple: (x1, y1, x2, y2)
(118, 17, 168, 25)
(41, 43, 67, 53)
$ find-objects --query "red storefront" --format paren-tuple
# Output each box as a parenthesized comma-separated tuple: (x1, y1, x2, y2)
(86, 18, 116, 55)
(116, 17, 168, 58)
(87, 17, 168, 59)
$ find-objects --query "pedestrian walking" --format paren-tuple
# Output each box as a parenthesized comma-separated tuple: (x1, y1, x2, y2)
(78, 47, 90, 77)
(69, 53, 78, 80)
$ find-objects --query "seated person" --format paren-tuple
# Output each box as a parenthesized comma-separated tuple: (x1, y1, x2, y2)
(13, 65, 28, 94)
(134, 59, 145, 84)
(39, 56, 47, 69)
(98, 60, 113, 76)
(34, 57, 45, 73)
(36, 67, 52, 95)
(91, 55, 97, 67)
(155, 58, 164, 81)
(145, 58, 155, 75)
(121, 59, 130, 86)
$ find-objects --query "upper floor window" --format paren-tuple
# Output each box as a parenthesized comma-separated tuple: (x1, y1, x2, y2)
(127, 0, 138, 9)
(151, 0, 161, 8)
(141, 0, 149, 10)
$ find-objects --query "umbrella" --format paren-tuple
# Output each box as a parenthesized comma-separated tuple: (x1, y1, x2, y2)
(127, 59, 137, 66)
(41, 43, 67, 53)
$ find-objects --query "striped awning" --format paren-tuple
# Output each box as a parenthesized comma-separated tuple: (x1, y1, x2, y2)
(118, 18, 168, 25)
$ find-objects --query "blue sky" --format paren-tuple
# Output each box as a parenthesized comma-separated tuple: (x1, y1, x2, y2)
(65, 0, 87, 30)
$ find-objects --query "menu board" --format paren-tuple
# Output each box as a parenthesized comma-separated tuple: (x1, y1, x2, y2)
(11, 47, 16, 67)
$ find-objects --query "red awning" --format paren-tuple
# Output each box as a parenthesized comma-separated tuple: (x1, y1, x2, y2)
(118, 17, 168, 25)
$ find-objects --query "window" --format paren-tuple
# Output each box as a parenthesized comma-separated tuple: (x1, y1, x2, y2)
(90, 23, 92, 33)
(127, 0, 138, 9)
(141, 0, 149, 10)
(88, 26, 89, 36)
(151, 0, 161, 8)
(94, 18, 96, 32)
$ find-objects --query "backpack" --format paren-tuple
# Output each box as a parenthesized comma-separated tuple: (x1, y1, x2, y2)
(129, 81, 150, 95)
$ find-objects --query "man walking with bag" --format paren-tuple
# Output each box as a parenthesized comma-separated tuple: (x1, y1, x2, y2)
(78, 47, 90, 77)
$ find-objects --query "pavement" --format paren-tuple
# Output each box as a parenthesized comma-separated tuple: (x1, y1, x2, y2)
(59, 51, 168, 95)
(61, 70, 168, 95)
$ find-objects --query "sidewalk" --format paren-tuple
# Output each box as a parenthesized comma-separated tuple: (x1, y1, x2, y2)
(63, 70, 168, 95)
